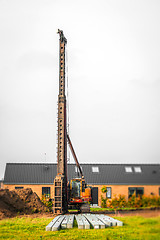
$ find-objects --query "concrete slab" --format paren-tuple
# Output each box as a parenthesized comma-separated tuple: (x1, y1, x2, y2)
(82, 216, 90, 229)
(83, 214, 105, 229)
(96, 215, 112, 227)
(114, 219, 123, 226)
(105, 216, 123, 226)
(75, 215, 84, 229)
(97, 215, 123, 227)
(46, 213, 123, 231)
(61, 215, 69, 229)
(51, 216, 65, 231)
(46, 216, 60, 231)
(67, 215, 74, 228)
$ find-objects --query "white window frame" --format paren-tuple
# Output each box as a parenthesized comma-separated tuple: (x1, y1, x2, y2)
(106, 187, 112, 198)
(134, 166, 142, 173)
(92, 166, 99, 173)
(125, 166, 132, 173)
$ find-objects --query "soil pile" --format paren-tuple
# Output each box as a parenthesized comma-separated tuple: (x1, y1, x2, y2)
(0, 188, 49, 219)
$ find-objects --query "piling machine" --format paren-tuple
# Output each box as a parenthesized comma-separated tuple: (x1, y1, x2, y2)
(53, 30, 91, 214)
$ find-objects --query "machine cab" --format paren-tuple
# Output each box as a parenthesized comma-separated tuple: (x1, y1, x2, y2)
(69, 178, 92, 204)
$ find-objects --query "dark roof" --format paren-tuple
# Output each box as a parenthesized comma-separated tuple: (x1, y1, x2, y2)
(4, 163, 160, 185)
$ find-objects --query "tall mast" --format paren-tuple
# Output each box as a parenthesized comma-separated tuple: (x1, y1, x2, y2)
(53, 29, 68, 214)
(57, 29, 67, 176)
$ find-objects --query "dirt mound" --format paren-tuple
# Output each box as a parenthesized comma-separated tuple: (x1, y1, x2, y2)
(0, 188, 50, 219)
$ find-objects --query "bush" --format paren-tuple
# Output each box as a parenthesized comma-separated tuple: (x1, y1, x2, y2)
(101, 186, 108, 207)
(100, 187, 160, 209)
(108, 194, 127, 209)
(141, 195, 160, 208)
(101, 186, 107, 193)
(41, 194, 52, 211)
(101, 195, 107, 208)
(118, 195, 127, 208)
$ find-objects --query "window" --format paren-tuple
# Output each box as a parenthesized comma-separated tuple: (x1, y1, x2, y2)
(92, 166, 99, 173)
(136, 187, 144, 196)
(82, 181, 86, 192)
(134, 167, 142, 173)
(15, 186, 23, 189)
(125, 166, 132, 173)
(106, 187, 112, 198)
(128, 187, 144, 198)
(71, 180, 80, 198)
(42, 187, 50, 198)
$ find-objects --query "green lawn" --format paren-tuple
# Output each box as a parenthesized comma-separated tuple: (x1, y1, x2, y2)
(90, 207, 159, 212)
(0, 216, 160, 240)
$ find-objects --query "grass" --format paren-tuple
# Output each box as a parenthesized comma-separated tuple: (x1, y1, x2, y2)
(0, 216, 160, 240)
(90, 206, 160, 212)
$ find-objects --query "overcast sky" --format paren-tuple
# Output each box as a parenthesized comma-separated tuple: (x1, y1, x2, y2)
(0, 0, 160, 179)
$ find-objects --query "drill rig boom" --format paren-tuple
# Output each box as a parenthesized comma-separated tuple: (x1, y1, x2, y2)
(67, 134, 84, 179)
(53, 30, 91, 214)
(53, 29, 68, 214)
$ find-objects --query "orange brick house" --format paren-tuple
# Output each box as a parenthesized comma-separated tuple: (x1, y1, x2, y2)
(3, 163, 160, 206)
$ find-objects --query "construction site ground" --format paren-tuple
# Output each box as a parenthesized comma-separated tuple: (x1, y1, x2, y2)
(0, 188, 160, 220)
(0, 188, 160, 239)
(14, 209, 160, 219)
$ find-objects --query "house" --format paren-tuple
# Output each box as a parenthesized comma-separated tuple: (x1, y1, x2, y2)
(3, 163, 160, 206)
(0, 180, 3, 189)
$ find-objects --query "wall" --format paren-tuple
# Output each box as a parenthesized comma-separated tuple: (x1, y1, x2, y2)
(0, 181, 4, 189)
(4, 184, 54, 199)
(4, 184, 160, 206)
(90, 184, 160, 206)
